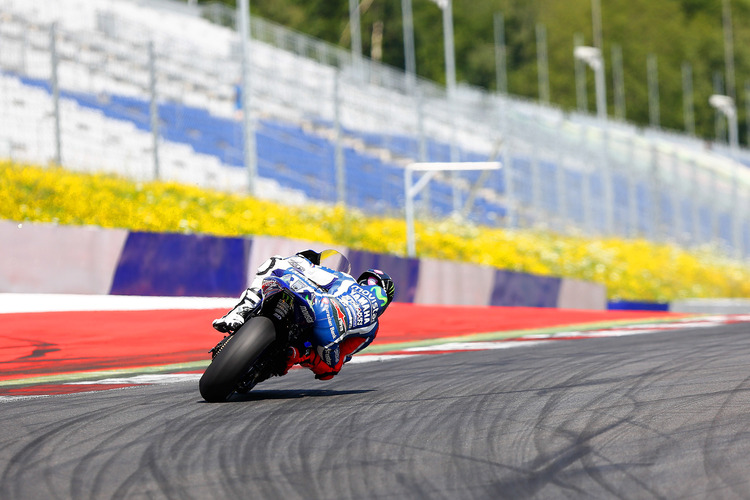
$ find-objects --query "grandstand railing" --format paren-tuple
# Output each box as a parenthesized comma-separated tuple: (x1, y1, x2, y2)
(0, 0, 748, 260)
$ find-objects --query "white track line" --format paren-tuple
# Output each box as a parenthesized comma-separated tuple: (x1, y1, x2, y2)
(0, 293, 236, 313)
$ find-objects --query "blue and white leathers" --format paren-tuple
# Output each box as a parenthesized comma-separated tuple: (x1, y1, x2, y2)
(254, 255, 388, 369)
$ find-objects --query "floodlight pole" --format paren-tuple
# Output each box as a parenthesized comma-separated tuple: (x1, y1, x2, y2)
(574, 45, 606, 120)
(405, 162, 501, 257)
(401, 0, 416, 91)
(238, 0, 257, 196)
(709, 94, 741, 257)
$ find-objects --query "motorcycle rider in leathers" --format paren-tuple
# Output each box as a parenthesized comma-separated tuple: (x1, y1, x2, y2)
(212, 250, 395, 380)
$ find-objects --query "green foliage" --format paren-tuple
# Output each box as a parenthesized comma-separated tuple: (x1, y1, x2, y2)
(207, 0, 750, 143)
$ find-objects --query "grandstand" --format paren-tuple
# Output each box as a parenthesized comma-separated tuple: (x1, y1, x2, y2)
(0, 0, 749, 257)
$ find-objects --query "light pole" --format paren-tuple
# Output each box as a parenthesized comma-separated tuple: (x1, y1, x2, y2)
(237, 0, 256, 195)
(574, 45, 606, 120)
(494, 12, 507, 94)
(709, 94, 738, 152)
(431, 0, 456, 97)
(349, 0, 363, 79)
(429, 0, 461, 212)
(401, 0, 417, 91)
(709, 94, 741, 257)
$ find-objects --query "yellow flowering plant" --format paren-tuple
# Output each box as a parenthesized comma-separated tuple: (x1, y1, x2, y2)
(2, 160, 749, 301)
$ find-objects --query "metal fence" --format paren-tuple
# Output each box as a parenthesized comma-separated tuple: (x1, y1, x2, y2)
(0, 0, 748, 260)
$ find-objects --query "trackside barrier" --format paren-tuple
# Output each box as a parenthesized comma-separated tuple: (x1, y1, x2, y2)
(0, 220, 128, 294)
(1, 220, 606, 309)
(607, 300, 669, 312)
(669, 299, 750, 314)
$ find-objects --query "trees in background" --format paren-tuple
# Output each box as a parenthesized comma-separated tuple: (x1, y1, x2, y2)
(216, 0, 750, 143)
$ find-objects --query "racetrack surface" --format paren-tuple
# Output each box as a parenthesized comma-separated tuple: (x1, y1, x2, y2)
(3, 323, 750, 499)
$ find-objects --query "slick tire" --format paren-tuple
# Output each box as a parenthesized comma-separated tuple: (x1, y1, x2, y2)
(199, 316, 276, 402)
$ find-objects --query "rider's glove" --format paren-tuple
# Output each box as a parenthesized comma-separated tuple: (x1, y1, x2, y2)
(212, 287, 261, 333)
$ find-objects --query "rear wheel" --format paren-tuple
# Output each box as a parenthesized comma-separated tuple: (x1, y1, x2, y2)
(199, 316, 276, 402)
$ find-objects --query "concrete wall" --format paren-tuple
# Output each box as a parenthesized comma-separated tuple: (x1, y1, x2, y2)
(1, 221, 608, 309)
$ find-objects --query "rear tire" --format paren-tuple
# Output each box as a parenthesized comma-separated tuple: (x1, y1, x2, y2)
(199, 316, 276, 402)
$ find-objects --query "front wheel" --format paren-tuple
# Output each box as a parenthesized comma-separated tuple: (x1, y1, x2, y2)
(199, 316, 276, 402)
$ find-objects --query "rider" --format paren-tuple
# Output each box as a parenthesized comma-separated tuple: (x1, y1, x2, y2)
(212, 250, 395, 380)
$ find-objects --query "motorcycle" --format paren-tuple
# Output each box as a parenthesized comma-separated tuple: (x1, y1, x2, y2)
(199, 249, 351, 402)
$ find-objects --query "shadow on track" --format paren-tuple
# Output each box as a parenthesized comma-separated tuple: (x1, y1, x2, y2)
(198, 388, 374, 403)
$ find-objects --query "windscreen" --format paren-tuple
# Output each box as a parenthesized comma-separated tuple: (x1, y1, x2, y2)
(319, 249, 351, 275)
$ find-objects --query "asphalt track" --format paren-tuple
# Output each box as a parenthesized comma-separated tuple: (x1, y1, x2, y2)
(3, 322, 750, 499)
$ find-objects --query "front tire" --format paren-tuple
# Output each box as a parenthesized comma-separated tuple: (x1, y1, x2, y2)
(199, 316, 276, 402)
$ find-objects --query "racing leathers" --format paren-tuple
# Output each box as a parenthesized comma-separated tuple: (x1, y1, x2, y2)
(212, 253, 390, 380)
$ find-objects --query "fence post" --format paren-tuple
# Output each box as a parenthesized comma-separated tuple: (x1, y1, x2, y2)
(581, 125, 593, 233)
(238, 0, 257, 195)
(334, 69, 345, 205)
(650, 142, 661, 241)
(602, 127, 614, 234)
(530, 112, 542, 226)
(148, 41, 160, 180)
(690, 157, 701, 246)
(500, 97, 516, 229)
(49, 22, 62, 166)
(627, 136, 638, 238)
(670, 150, 681, 243)
(555, 118, 567, 230)
(710, 166, 719, 245)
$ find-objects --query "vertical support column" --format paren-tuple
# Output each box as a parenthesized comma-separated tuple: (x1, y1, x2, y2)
(348, 0, 363, 79)
(627, 136, 638, 238)
(501, 98, 516, 229)
(574, 33, 588, 113)
(530, 110, 543, 227)
(690, 157, 701, 246)
(238, 0, 257, 195)
(334, 70, 346, 206)
(416, 90, 429, 215)
(405, 166, 416, 257)
(670, 150, 682, 243)
(602, 128, 614, 234)
(49, 23, 62, 166)
(581, 125, 593, 233)
(648, 54, 660, 128)
(650, 143, 661, 241)
(494, 12, 508, 94)
(554, 118, 567, 230)
(536, 24, 550, 104)
(401, 0, 416, 91)
(148, 41, 160, 180)
(710, 166, 720, 245)
(682, 62, 695, 136)
(612, 45, 626, 121)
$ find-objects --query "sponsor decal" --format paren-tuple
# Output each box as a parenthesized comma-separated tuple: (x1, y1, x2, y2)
(347, 287, 377, 326)
(261, 280, 282, 295)
(373, 286, 388, 307)
(273, 295, 292, 320)
(318, 346, 339, 368)
(332, 300, 347, 333)
(290, 276, 305, 291)
(288, 256, 306, 273)
(299, 304, 314, 324)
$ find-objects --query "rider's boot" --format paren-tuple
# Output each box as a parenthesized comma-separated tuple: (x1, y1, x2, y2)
(212, 287, 262, 333)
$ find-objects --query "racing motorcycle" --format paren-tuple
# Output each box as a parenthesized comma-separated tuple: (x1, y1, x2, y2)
(199, 249, 351, 402)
